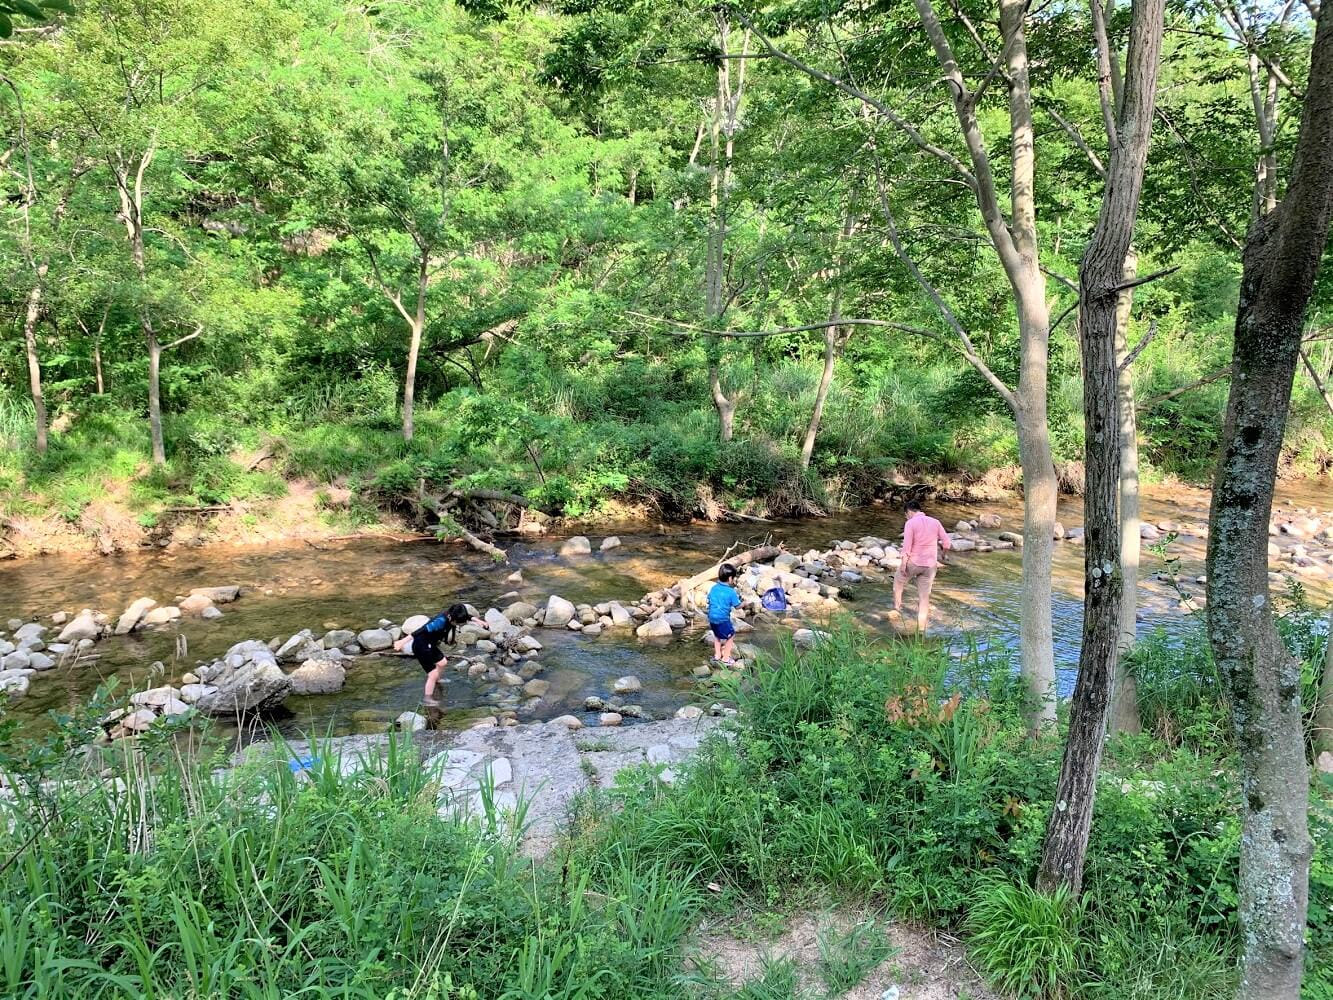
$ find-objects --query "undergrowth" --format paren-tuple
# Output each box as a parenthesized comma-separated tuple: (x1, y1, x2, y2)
(0, 613, 1329, 999)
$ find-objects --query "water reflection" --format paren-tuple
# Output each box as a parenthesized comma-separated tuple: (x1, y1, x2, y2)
(1, 481, 1327, 736)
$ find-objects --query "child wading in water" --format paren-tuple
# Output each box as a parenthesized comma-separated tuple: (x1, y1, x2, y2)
(707, 563, 743, 666)
(393, 603, 480, 701)
(892, 497, 952, 633)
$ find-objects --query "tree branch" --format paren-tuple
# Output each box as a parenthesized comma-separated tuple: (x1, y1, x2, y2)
(1119, 319, 1159, 372)
(161, 324, 203, 352)
(730, 8, 979, 190)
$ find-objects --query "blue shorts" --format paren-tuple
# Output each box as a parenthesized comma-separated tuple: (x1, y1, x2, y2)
(710, 619, 736, 641)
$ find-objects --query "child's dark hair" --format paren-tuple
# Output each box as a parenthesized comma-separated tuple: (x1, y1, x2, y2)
(441, 603, 470, 645)
(905, 497, 923, 512)
(718, 563, 737, 583)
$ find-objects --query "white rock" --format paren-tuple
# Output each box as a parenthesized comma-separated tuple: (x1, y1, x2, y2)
(515, 635, 543, 654)
(1, 651, 30, 671)
(951, 538, 977, 552)
(288, 658, 347, 695)
(636, 618, 673, 639)
(599, 712, 623, 727)
(114, 598, 159, 635)
(179, 593, 215, 615)
(401, 616, 428, 636)
(613, 675, 642, 694)
(13, 623, 44, 642)
(584, 624, 603, 636)
(180, 684, 218, 703)
(600, 536, 622, 551)
(141, 606, 181, 626)
(664, 612, 688, 629)
(544, 595, 576, 628)
(201, 606, 224, 621)
(27, 652, 55, 671)
(675, 705, 704, 721)
(357, 628, 394, 651)
(1140, 524, 1161, 540)
(559, 536, 592, 556)
(0, 673, 30, 696)
(188, 585, 240, 604)
(551, 714, 583, 730)
(609, 603, 634, 626)
(58, 612, 100, 643)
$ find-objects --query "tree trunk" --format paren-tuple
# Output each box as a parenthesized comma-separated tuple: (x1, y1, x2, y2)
(1315, 606, 1333, 761)
(704, 19, 744, 443)
(801, 298, 841, 470)
(404, 318, 422, 443)
(1206, 3, 1333, 992)
(22, 269, 49, 454)
(1016, 391, 1058, 729)
(1038, 0, 1164, 894)
(146, 322, 165, 466)
(94, 340, 105, 395)
(1111, 250, 1143, 735)
(402, 255, 428, 443)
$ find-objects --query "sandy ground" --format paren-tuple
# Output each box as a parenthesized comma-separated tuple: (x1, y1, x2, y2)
(694, 903, 1003, 1000)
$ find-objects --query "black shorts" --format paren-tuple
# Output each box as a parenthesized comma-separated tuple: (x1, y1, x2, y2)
(411, 632, 445, 672)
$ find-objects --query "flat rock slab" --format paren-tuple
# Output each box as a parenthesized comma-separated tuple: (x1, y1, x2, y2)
(573, 717, 723, 791)
(237, 716, 723, 857)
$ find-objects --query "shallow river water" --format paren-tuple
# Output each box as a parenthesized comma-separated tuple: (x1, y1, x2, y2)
(1, 482, 1329, 739)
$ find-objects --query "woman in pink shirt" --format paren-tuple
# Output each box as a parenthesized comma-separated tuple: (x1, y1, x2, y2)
(893, 498, 951, 632)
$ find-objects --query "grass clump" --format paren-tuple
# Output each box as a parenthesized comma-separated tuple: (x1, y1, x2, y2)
(966, 876, 1086, 999)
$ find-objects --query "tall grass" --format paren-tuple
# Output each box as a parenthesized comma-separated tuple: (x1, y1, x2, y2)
(0, 716, 703, 999)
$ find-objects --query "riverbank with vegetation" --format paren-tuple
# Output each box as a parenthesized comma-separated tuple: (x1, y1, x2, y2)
(0, 616, 1328, 999)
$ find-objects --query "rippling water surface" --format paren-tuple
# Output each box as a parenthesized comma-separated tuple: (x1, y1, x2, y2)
(2, 481, 1328, 738)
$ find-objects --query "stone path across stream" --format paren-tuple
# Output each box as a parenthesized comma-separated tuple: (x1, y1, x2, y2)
(239, 715, 725, 857)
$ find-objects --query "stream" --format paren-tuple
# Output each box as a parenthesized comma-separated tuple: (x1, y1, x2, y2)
(1, 481, 1329, 740)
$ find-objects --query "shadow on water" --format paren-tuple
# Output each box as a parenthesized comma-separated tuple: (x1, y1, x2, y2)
(1, 481, 1328, 737)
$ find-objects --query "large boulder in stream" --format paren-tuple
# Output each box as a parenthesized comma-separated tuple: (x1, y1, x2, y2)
(288, 658, 347, 695)
(118, 600, 157, 636)
(559, 536, 592, 557)
(188, 640, 292, 715)
(543, 596, 576, 628)
(58, 611, 101, 643)
(189, 585, 241, 604)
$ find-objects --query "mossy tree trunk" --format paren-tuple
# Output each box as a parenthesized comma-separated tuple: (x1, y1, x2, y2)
(1205, 3, 1333, 992)
(1038, 0, 1165, 893)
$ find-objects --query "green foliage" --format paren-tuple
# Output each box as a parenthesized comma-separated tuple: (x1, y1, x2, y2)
(814, 916, 898, 996)
(967, 876, 1086, 999)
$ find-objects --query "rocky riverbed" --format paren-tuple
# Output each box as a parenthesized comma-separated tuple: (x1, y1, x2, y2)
(2, 483, 1330, 741)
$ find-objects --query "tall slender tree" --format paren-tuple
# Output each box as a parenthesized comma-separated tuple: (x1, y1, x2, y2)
(1038, 0, 1166, 893)
(1204, 0, 1333, 993)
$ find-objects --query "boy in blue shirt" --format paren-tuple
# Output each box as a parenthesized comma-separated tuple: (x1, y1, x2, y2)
(707, 563, 743, 666)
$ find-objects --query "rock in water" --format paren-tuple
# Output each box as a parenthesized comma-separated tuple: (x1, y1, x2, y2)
(675, 705, 704, 720)
(997, 531, 1024, 547)
(201, 606, 224, 621)
(663, 612, 688, 629)
(357, 628, 394, 651)
(503, 601, 539, 622)
(613, 675, 642, 695)
(978, 512, 1002, 528)
(13, 623, 45, 643)
(599, 712, 623, 727)
(288, 658, 347, 695)
(609, 603, 634, 626)
(543, 595, 576, 628)
(600, 536, 622, 551)
(115, 594, 159, 634)
(559, 536, 592, 556)
(141, 607, 181, 626)
(395, 711, 426, 733)
(189, 585, 241, 604)
(58, 611, 100, 643)
(276, 630, 322, 663)
(193, 640, 292, 715)
(636, 618, 673, 639)
(179, 593, 215, 615)
(551, 714, 583, 730)
(793, 628, 831, 649)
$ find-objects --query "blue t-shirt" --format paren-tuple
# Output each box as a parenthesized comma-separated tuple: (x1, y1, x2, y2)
(707, 583, 742, 624)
